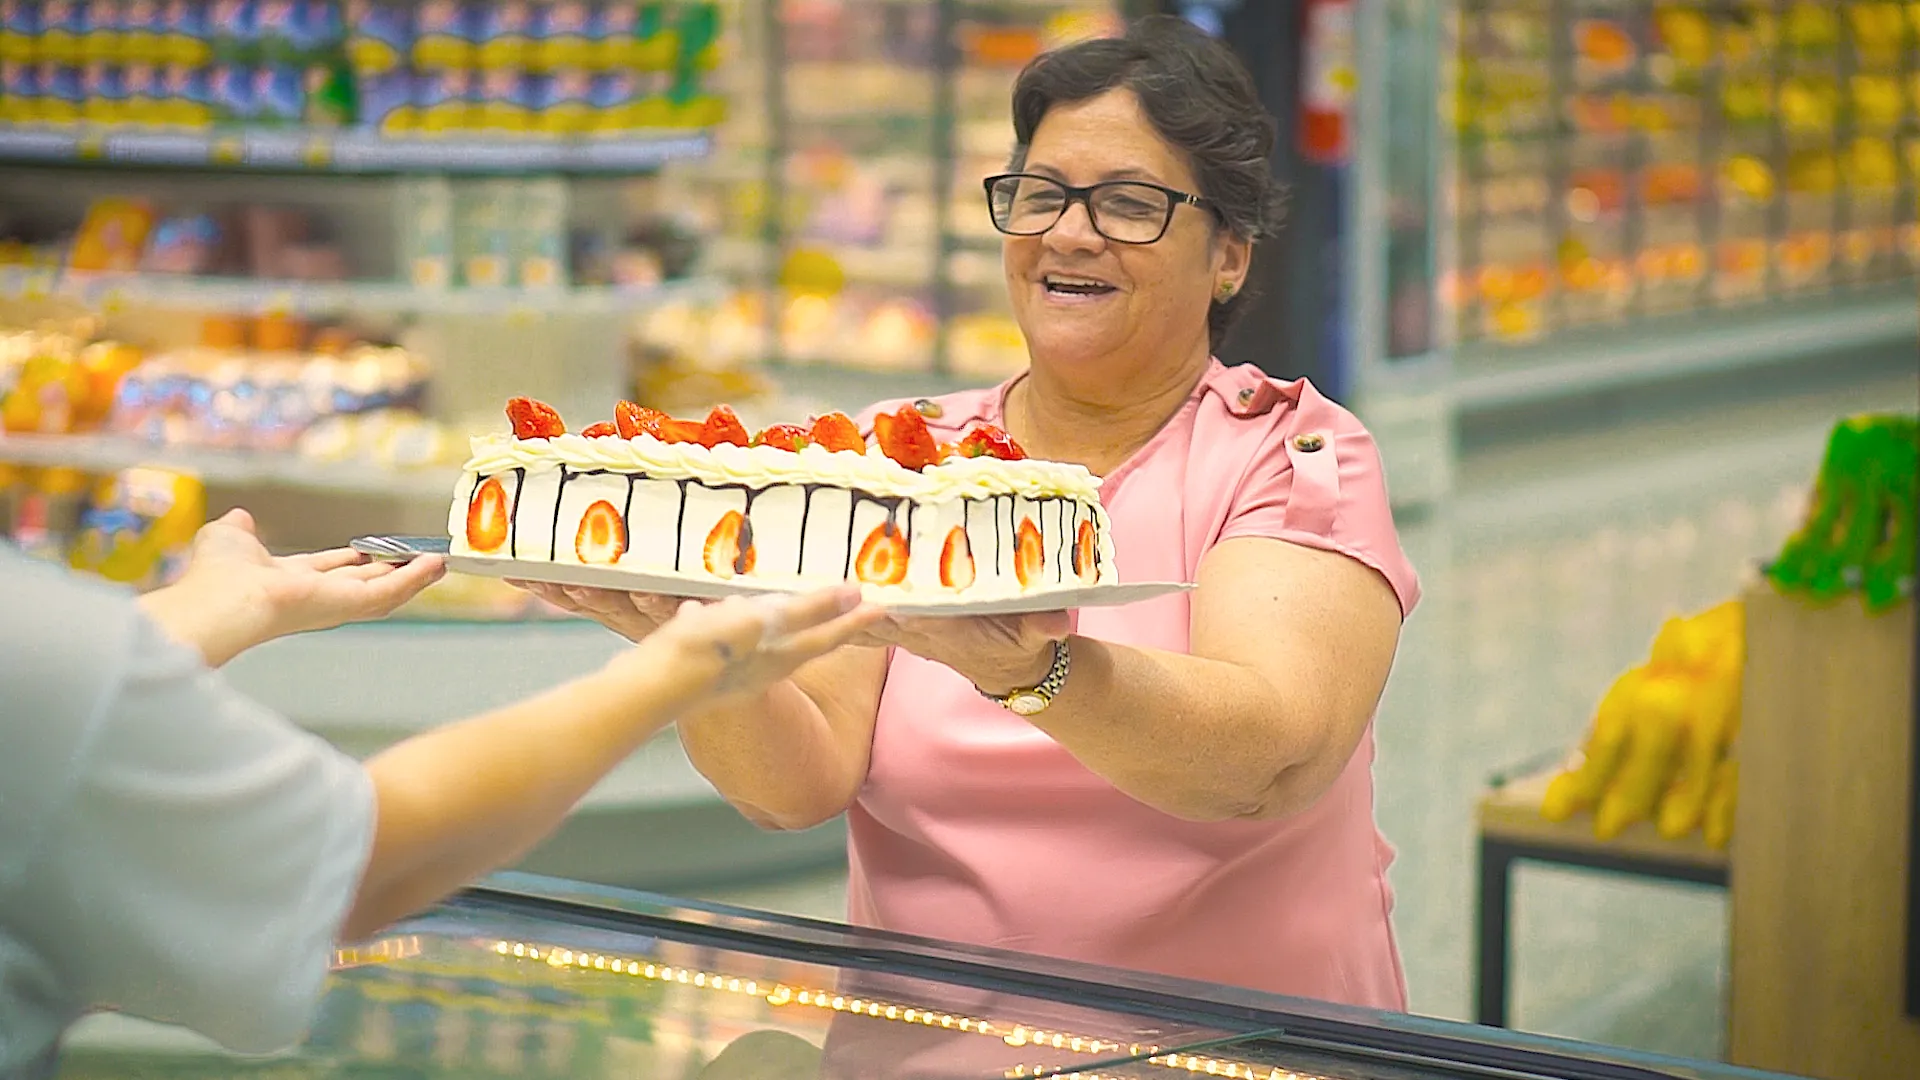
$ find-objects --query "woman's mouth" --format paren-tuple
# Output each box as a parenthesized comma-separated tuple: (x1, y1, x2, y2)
(1041, 274, 1118, 300)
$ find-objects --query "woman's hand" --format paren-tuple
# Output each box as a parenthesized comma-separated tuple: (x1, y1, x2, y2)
(509, 581, 679, 642)
(141, 509, 447, 666)
(869, 610, 1071, 696)
(613, 586, 886, 710)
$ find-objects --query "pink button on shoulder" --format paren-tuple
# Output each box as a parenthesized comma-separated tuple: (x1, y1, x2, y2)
(849, 361, 1418, 1009)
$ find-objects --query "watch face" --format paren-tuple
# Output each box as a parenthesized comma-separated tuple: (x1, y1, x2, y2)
(1008, 692, 1047, 716)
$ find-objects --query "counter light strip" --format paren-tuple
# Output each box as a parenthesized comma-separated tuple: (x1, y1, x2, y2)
(489, 939, 1331, 1080)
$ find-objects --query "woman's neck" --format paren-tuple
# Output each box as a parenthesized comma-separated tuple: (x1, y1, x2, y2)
(1008, 348, 1211, 476)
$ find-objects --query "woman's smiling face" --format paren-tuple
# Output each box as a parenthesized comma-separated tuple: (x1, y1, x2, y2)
(1003, 88, 1249, 382)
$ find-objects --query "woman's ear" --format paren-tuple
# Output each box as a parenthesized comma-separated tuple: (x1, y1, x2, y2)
(1210, 230, 1254, 298)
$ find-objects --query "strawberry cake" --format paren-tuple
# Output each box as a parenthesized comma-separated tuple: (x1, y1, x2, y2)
(447, 397, 1116, 596)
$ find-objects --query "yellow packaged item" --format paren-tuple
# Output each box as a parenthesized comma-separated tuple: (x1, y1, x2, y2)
(68, 198, 158, 273)
(2, 339, 90, 434)
(68, 466, 206, 589)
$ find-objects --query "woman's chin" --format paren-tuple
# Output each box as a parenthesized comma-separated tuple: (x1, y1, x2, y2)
(1020, 326, 1125, 373)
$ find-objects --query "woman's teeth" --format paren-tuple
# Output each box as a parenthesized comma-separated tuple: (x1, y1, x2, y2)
(1044, 277, 1115, 296)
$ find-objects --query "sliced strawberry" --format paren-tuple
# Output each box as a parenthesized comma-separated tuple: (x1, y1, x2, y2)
(657, 418, 706, 444)
(957, 423, 1027, 461)
(574, 499, 628, 564)
(703, 509, 757, 577)
(753, 423, 811, 451)
(873, 404, 940, 470)
(615, 400, 668, 440)
(939, 525, 975, 589)
(700, 404, 751, 448)
(1014, 516, 1044, 587)
(506, 397, 566, 439)
(808, 411, 866, 455)
(580, 421, 619, 438)
(465, 476, 511, 553)
(1073, 518, 1098, 583)
(854, 520, 910, 586)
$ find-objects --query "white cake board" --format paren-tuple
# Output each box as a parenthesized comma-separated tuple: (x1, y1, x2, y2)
(351, 535, 1192, 616)
(451, 554, 1193, 616)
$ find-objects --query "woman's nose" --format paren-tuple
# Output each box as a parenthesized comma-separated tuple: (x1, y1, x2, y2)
(1044, 200, 1105, 252)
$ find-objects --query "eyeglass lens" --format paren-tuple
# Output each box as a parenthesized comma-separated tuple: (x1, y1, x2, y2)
(988, 176, 1173, 244)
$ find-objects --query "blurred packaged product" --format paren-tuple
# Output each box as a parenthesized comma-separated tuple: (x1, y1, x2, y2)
(9, 463, 90, 562)
(66, 463, 205, 588)
(394, 175, 456, 289)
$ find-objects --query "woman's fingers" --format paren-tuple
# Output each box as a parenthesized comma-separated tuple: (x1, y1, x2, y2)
(288, 547, 369, 572)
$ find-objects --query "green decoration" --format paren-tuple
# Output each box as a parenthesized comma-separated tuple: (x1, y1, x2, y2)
(1768, 412, 1918, 613)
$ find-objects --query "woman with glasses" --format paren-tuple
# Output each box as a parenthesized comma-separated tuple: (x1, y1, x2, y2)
(532, 16, 1420, 1010)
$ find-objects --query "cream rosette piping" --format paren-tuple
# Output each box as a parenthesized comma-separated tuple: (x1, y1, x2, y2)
(457, 434, 1104, 502)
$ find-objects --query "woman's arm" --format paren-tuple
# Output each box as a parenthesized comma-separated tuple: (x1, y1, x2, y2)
(672, 645, 891, 831)
(511, 580, 894, 833)
(343, 588, 881, 939)
(881, 536, 1404, 822)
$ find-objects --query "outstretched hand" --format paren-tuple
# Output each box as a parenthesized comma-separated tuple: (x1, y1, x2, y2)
(142, 509, 447, 665)
(614, 586, 887, 710)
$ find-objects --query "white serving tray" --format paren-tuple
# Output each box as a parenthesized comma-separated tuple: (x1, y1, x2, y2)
(352, 536, 1193, 616)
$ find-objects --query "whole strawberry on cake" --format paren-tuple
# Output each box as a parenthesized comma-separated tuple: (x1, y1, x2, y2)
(449, 397, 1116, 596)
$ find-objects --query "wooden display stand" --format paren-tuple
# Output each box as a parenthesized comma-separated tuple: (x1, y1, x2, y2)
(1729, 581, 1919, 1080)
(1473, 769, 1730, 1028)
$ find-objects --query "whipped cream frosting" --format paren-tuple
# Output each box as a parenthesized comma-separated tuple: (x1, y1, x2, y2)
(458, 433, 1104, 502)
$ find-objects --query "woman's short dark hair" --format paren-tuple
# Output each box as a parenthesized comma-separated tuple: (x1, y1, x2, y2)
(1008, 15, 1285, 350)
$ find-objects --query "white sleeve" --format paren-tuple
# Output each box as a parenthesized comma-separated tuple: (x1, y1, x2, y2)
(12, 601, 376, 1053)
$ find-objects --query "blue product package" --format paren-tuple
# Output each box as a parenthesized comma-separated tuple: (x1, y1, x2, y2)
(207, 0, 256, 62)
(589, 1, 635, 70)
(35, 61, 83, 122)
(120, 62, 160, 124)
(79, 58, 125, 122)
(120, 0, 163, 61)
(159, 62, 210, 126)
(587, 69, 634, 133)
(81, 0, 123, 62)
(205, 60, 254, 120)
(160, 0, 210, 65)
(1, 2, 40, 64)
(343, 0, 409, 74)
(410, 0, 470, 71)
(0, 61, 38, 123)
(530, 65, 590, 135)
(472, 0, 528, 70)
(251, 0, 296, 61)
(39, 0, 85, 64)
(291, 0, 342, 58)
(351, 67, 411, 133)
(531, 0, 589, 71)
(412, 66, 472, 132)
(473, 66, 530, 132)
(251, 61, 301, 122)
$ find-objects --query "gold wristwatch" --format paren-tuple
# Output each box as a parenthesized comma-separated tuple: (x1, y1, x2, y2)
(980, 639, 1071, 716)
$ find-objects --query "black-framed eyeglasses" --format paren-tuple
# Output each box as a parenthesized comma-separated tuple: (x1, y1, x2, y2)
(983, 173, 1215, 245)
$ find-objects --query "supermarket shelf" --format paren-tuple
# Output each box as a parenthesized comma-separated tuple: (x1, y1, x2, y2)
(0, 267, 728, 318)
(1453, 288, 1920, 415)
(0, 126, 714, 175)
(0, 432, 457, 499)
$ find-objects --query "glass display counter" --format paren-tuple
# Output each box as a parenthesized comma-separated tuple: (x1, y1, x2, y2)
(57, 873, 1801, 1080)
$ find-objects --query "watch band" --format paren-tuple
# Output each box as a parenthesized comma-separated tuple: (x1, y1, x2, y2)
(980, 638, 1071, 716)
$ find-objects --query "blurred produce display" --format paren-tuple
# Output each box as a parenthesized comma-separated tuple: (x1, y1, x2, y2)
(1446, 0, 1920, 344)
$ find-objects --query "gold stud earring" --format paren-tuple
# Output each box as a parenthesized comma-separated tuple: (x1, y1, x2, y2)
(1217, 281, 1236, 300)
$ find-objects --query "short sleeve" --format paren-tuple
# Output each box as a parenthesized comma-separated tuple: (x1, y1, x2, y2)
(1216, 407, 1422, 618)
(3, 560, 374, 1054)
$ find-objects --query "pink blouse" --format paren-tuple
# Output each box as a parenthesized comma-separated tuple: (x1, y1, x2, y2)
(850, 359, 1421, 1010)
